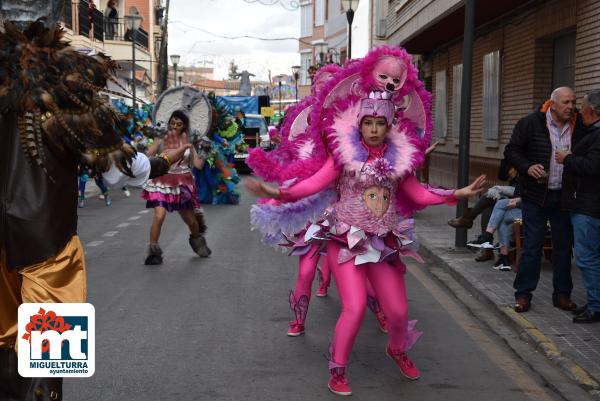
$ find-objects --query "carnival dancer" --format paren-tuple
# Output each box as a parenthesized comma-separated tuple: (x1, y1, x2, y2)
(142, 110, 211, 264)
(247, 46, 485, 395)
(194, 95, 241, 205)
(249, 63, 390, 337)
(0, 4, 191, 399)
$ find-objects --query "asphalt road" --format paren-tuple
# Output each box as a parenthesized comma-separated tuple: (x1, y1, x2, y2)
(65, 183, 574, 401)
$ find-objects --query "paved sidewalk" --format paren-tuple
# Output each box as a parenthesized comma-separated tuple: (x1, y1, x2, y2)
(414, 204, 600, 399)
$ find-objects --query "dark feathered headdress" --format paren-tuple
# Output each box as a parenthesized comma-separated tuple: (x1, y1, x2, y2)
(0, 17, 135, 178)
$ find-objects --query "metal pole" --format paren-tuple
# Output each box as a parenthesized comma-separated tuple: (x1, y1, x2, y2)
(346, 9, 354, 60)
(173, 64, 177, 87)
(278, 81, 282, 114)
(455, 0, 475, 247)
(157, 0, 171, 95)
(294, 74, 298, 102)
(131, 28, 137, 127)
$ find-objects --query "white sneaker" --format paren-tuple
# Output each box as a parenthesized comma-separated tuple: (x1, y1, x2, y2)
(492, 257, 512, 271)
(99, 194, 105, 200)
(467, 233, 495, 249)
(123, 189, 131, 197)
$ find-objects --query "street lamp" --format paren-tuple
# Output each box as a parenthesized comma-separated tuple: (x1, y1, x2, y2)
(341, 0, 359, 60)
(314, 42, 328, 67)
(170, 54, 181, 87)
(125, 12, 142, 126)
(291, 65, 300, 102)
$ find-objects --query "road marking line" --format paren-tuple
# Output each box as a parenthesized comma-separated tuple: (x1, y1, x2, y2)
(408, 265, 556, 401)
(87, 241, 104, 247)
(102, 231, 119, 237)
(128, 215, 142, 221)
(138, 210, 151, 214)
(116, 223, 131, 228)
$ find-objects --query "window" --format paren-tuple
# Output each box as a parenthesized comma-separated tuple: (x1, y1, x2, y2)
(434, 70, 447, 138)
(300, 53, 312, 86)
(452, 64, 463, 138)
(315, 0, 324, 26)
(482, 50, 501, 140)
(375, 0, 386, 38)
(552, 32, 575, 89)
(301, 3, 313, 37)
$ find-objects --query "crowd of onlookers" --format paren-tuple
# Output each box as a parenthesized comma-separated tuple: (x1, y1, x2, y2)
(448, 87, 600, 324)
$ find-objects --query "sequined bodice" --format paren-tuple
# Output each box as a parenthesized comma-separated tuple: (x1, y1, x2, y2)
(333, 158, 402, 236)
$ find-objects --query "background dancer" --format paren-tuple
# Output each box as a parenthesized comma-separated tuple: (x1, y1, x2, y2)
(142, 110, 211, 265)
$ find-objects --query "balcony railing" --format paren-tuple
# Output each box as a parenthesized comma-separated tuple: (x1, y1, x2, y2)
(106, 18, 149, 50)
(59, 1, 149, 50)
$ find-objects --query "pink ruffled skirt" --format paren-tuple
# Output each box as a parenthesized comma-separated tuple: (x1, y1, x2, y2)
(141, 172, 200, 212)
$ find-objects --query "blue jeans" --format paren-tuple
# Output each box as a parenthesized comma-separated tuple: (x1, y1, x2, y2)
(571, 213, 600, 312)
(514, 190, 573, 300)
(488, 199, 522, 247)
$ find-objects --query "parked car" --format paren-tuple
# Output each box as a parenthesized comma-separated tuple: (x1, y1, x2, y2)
(234, 113, 269, 173)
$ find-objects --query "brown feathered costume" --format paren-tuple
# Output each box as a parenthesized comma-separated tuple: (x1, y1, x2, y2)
(0, 14, 140, 401)
(0, 18, 136, 178)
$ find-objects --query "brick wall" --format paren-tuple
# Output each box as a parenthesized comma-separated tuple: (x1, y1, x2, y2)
(124, 0, 151, 32)
(575, 0, 600, 99)
(426, 0, 580, 187)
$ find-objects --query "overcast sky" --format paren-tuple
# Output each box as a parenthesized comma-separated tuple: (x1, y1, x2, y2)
(168, 0, 301, 81)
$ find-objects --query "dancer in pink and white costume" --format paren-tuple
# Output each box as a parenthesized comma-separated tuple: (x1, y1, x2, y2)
(247, 46, 485, 395)
(249, 64, 388, 337)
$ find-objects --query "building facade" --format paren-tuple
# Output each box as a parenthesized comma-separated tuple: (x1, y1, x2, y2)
(60, 0, 163, 105)
(386, 0, 599, 187)
(297, 0, 385, 99)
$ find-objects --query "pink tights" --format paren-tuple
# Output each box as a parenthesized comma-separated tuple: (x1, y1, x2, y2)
(294, 244, 331, 302)
(327, 241, 409, 366)
(290, 243, 382, 324)
(290, 244, 331, 322)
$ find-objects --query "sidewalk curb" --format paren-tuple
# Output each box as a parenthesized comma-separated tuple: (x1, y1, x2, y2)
(416, 233, 600, 400)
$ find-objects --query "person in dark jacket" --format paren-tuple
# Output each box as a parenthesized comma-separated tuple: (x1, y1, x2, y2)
(556, 90, 600, 324)
(504, 87, 582, 313)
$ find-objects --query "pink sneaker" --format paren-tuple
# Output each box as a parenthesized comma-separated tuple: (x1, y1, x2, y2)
(328, 368, 352, 396)
(386, 346, 420, 380)
(375, 311, 388, 333)
(287, 321, 305, 337)
(316, 282, 329, 297)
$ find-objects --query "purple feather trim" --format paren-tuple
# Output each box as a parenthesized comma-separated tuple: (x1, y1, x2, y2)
(250, 188, 337, 245)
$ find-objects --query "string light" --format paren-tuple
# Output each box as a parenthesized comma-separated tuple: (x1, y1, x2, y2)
(241, 0, 300, 11)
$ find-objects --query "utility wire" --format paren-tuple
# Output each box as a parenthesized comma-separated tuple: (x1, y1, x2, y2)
(170, 20, 315, 46)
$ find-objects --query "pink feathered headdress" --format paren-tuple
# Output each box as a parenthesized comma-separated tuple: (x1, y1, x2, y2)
(358, 91, 396, 126)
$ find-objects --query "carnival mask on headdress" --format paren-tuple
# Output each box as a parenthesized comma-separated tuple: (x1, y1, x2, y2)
(371, 56, 407, 94)
(0, 0, 64, 29)
(358, 91, 396, 126)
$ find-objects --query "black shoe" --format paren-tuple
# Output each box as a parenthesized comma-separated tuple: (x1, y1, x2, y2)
(572, 303, 588, 316)
(0, 348, 23, 399)
(492, 256, 511, 271)
(144, 244, 163, 265)
(20, 377, 63, 400)
(189, 235, 211, 257)
(475, 248, 494, 262)
(572, 309, 600, 324)
(467, 232, 494, 249)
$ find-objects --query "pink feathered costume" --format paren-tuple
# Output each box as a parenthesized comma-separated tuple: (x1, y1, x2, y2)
(251, 46, 458, 392)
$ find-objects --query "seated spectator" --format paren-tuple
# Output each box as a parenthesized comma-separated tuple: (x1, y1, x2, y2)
(467, 197, 522, 271)
(449, 158, 518, 262)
